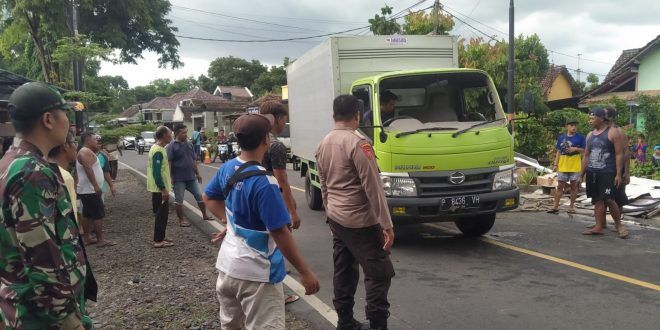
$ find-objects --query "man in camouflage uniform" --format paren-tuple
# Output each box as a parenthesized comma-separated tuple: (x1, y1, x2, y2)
(0, 82, 89, 329)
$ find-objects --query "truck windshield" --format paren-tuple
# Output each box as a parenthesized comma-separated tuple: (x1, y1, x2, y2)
(379, 72, 504, 126)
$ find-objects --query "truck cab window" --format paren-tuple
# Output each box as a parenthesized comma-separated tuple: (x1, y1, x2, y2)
(352, 85, 374, 140)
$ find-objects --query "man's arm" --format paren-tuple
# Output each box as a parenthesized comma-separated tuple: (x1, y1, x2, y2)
(552, 150, 561, 171)
(270, 142, 300, 229)
(579, 133, 591, 180)
(101, 154, 115, 196)
(351, 140, 394, 251)
(203, 195, 227, 243)
(315, 150, 329, 209)
(77, 149, 101, 195)
(610, 128, 625, 187)
(6, 174, 83, 328)
(270, 226, 320, 295)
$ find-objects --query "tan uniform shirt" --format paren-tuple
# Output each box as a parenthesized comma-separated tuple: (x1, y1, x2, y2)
(315, 124, 393, 230)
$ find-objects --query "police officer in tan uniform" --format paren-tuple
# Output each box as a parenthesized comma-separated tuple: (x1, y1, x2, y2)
(316, 95, 395, 330)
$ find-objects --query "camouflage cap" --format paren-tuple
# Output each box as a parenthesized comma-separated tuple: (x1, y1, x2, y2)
(8, 82, 72, 120)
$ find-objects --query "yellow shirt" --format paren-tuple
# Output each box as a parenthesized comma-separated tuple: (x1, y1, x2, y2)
(558, 154, 582, 173)
(59, 166, 79, 224)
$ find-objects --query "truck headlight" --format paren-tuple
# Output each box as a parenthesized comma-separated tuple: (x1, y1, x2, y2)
(492, 169, 514, 191)
(381, 176, 417, 197)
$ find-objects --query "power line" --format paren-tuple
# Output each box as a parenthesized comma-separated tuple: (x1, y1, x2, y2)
(171, 5, 332, 33)
(441, 6, 498, 41)
(443, 2, 614, 66)
(174, 3, 435, 43)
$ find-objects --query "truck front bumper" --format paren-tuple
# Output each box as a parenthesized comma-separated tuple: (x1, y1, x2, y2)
(387, 188, 519, 224)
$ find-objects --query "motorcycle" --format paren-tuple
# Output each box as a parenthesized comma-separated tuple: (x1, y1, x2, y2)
(137, 139, 145, 155)
(217, 143, 230, 162)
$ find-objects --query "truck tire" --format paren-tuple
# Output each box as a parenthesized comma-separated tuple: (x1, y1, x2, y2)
(305, 174, 323, 211)
(455, 213, 496, 237)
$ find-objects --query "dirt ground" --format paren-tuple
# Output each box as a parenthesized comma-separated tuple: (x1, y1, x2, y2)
(85, 170, 312, 329)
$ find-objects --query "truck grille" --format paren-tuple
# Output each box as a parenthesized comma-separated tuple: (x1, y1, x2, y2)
(415, 173, 492, 197)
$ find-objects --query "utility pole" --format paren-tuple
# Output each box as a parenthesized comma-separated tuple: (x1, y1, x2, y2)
(432, 0, 441, 35)
(507, 0, 514, 116)
(577, 53, 583, 83)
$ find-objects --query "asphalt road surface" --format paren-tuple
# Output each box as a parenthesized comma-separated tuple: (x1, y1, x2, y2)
(120, 151, 660, 330)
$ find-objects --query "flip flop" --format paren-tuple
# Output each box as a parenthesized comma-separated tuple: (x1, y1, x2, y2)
(617, 228, 629, 239)
(582, 230, 604, 235)
(153, 241, 175, 248)
(97, 240, 117, 247)
(179, 221, 191, 227)
(547, 209, 559, 214)
(285, 294, 300, 304)
(567, 209, 577, 214)
(84, 239, 98, 245)
(586, 224, 608, 229)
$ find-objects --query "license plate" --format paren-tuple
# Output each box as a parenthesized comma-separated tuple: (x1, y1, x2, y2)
(440, 195, 480, 211)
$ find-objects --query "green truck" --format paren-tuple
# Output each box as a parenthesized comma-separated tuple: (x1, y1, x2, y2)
(288, 35, 518, 236)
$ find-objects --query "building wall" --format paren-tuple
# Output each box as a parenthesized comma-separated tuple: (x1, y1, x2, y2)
(638, 46, 660, 91)
(547, 74, 574, 101)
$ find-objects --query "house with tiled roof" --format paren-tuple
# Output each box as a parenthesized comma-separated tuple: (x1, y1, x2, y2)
(540, 65, 582, 110)
(213, 86, 253, 101)
(581, 34, 660, 131)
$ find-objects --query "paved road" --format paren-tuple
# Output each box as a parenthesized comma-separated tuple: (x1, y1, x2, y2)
(120, 151, 660, 330)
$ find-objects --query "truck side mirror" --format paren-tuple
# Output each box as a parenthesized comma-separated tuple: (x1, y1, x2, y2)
(379, 130, 388, 143)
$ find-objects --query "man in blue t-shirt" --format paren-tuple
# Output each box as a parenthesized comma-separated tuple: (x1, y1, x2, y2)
(167, 124, 211, 227)
(203, 113, 319, 329)
(549, 118, 586, 214)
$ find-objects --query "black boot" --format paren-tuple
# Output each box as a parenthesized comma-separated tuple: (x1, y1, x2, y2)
(367, 312, 389, 330)
(337, 309, 366, 330)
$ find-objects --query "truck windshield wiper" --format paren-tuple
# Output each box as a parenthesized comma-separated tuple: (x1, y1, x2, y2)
(395, 127, 457, 138)
(452, 118, 506, 138)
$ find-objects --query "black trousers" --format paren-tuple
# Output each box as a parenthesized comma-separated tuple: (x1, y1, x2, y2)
(328, 219, 395, 321)
(152, 193, 169, 242)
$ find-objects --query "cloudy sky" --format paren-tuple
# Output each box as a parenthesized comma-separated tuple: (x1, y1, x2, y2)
(99, 0, 660, 88)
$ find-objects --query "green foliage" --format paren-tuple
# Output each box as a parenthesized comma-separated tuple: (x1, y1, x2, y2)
(207, 56, 267, 90)
(251, 65, 286, 96)
(514, 108, 589, 162)
(459, 34, 550, 115)
(402, 9, 454, 35)
(517, 168, 539, 186)
(51, 35, 110, 64)
(368, 5, 401, 35)
(0, 0, 180, 86)
(630, 162, 657, 178)
(585, 73, 599, 92)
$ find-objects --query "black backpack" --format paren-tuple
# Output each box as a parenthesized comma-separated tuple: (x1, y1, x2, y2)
(222, 161, 272, 197)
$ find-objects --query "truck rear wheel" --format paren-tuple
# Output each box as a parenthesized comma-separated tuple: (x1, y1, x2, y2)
(305, 174, 323, 210)
(455, 214, 496, 237)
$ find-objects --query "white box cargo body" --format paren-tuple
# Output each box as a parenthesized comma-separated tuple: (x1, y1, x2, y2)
(287, 35, 458, 161)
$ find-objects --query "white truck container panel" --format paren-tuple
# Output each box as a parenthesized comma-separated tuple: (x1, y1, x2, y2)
(288, 35, 458, 162)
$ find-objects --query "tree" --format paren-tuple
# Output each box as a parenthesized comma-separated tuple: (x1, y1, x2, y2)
(459, 34, 551, 114)
(251, 65, 286, 96)
(0, 0, 181, 85)
(586, 73, 600, 92)
(368, 5, 401, 35)
(206, 56, 267, 89)
(402, 9, 454, 35)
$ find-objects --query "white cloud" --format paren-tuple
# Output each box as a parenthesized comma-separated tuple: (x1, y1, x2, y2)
(99, 0, 660, 87)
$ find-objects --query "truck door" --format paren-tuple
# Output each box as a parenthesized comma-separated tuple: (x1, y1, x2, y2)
(351, 85, 374, 141)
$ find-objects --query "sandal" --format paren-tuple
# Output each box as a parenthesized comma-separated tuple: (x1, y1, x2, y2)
(567, 209, 577, 214)
(153, 241, 175, 248)
(285, 294, 300, 304)
(547, 209, 559, 214)
(179, 221, 191, 227)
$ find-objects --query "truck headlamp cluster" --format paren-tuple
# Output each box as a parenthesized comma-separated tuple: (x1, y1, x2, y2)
(381, 175, 417, 197)
(492, 169, 514, 191)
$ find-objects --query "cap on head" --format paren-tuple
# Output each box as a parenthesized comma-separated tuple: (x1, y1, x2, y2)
(232, 113, 274, 138)
(654, 145, 660, 151)
(589, 107, 607, 120)
(8, 82, 71, 120)
(565, 118, 578, 125)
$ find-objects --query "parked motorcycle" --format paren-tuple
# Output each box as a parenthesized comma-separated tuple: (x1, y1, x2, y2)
(218, 143, 230, 162)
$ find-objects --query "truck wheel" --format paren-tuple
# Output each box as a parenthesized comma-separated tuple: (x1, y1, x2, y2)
(455, 214, 496, 237)
(305, 174, 323, 211)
